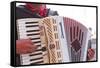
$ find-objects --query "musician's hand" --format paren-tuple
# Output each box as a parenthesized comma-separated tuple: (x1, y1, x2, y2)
(87, 48, 95, 60)
(16, 39, 37, 54)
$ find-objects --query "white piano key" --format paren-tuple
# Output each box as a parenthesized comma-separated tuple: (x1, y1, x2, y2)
(27, 35, 40, 39)
(37, 46, 42, 49)
(21, 61, 30, 65)
(18, 31, 26, 34)
(18, 26, 26, 30)
(19, 31, 40, 37)
(19, 27, 39, 32)
(22, 59, 43, 65)
(21, 50, 42, 57)
(26, 31, 40, 34)
(30, 58, 43, 64)
(23, 58, 43, 64)
(30, 51, 42, 56)
(26, 27, 39, 31)
(27, 33, 40, 36)
(18, 23, 25, 25)
(18, 22, 26, 26)
(19, 33, 26, 36)
(35, 43, 41, 46)
(19, 35, 29, 39)
(25, 23, 39, 26)
(18, 30, 26, 33)
(22, 54, 43, 62)
(31, 39, 41, 42)
(22, 46, 42, 60)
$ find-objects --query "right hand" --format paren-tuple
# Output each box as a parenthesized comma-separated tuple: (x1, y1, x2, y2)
(16, 39, 37, 54)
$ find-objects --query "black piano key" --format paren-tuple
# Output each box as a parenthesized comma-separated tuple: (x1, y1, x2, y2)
(36, 47, 47, 52)
(25, 22, 38, 24)
(30, 57, 43, 61)
(30, 38, 40, 40)
(35, 49, 42, 51)
(26, 25, 39, 27)
(36, 45, 41, 47)
(27, 33, 40, 36)
(33, 41, 41, 43)
(29, 52, 42, 56)
(26, 30, 39, 32)
(30, 61, 43, 65)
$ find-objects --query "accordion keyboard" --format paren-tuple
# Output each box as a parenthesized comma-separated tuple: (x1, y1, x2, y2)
(17, 18, 46, 65)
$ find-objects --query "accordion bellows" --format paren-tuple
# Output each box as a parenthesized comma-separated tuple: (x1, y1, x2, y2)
(17, 16, 90, 65)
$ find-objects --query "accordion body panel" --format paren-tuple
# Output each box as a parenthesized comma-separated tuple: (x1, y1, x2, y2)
(17, 16, 90, 65)
(63, 17, 90, 62)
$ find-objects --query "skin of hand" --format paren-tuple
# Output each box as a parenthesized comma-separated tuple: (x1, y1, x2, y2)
(16, 39, 37, 54)
(87, 48, 95, 60)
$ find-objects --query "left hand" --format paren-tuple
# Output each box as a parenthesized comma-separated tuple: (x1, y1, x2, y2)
(87, 48, 95, 60)
(16, 39, 37, 54)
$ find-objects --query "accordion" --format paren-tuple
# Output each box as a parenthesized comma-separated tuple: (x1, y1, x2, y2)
(17, 16, 90, 65)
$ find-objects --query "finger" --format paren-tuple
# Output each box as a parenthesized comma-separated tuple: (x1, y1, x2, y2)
(88, 49, 92, 56)
(88, 49, 95, 60)
(26, 49, 34, 53)
(27, 38, 34, 45)
(31, 45, 38, 50)
(89, 49, 95, 56)
(24, 39, 33, 44)
(19, 39, 32, 44)
(25, 44, 38, 51)
(91, 49, 95, 54)
(29, 48, 37, 52)
(88, 51, 92, 59)
(87, 49, 91, 59)
(22, 47, 34, 54)
(20, 50, 29, 54)
(88, 53, 93, 60)
(90, 49, 95, 58)
(88, 52, 91, 60)
(26, 46, 38, 53)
